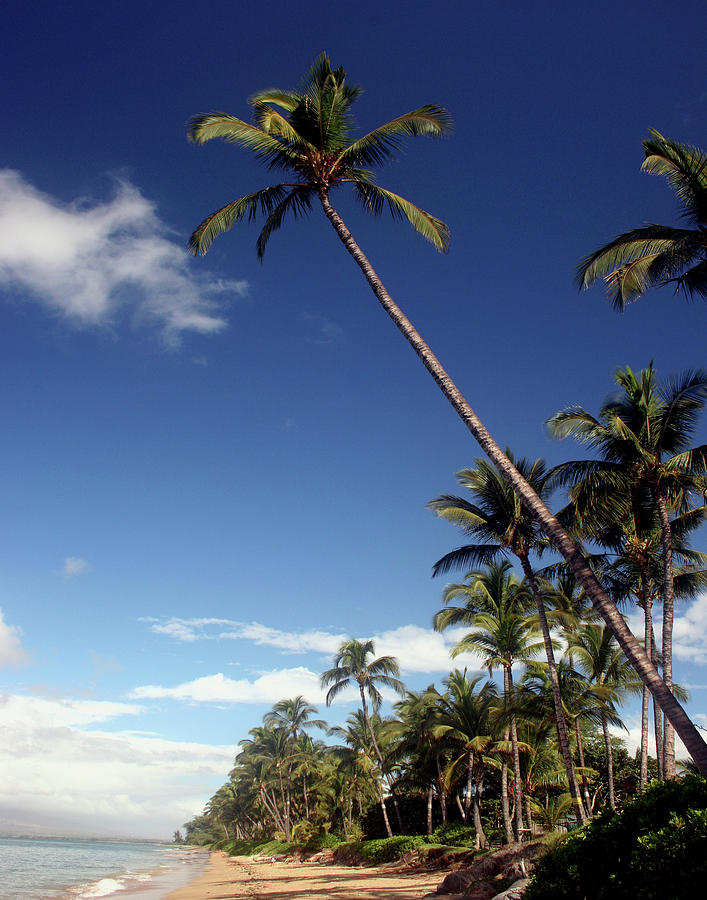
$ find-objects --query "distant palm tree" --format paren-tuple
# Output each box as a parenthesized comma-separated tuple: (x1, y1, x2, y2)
(577, 131, 707, 308)
(434, 671, 500, 849)
(187, 56, 707, 774)
(430, 454, 587, 824)
(435, 561, 539, 841)
(321, 638, 404, 836)
(568, 623, 637, 808)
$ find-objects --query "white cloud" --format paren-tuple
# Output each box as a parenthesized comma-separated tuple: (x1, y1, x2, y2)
(0, 610, 28, 668)
(0, 170, 247, 346)
(373, 624, 480, 674)
(673, 594, 707, 665)
(130, 667, 326, 705)
(62, 556, 90, 578)
(0, 692, 234, 838)
(625, 594, 707, 666)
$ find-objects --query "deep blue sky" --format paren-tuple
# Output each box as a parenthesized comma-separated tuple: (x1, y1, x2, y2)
(0, 0, 705, 837)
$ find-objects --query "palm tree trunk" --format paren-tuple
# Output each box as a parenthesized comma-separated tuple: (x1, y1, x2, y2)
(574, 718, 592, 816)
(601, 712, 616, 809)
(506, 665, 525, 841)
(640, 682, 650, 789)
(650, 623, 664, 780)
(465, 751, 473, 826)
(427, 783, 434, 836)
(316, 189, 707, 776)
(456, 792, 467, 824)
(654, 491, 676, 779)
(374, 778, 394, 838)
(359, 688, 393, 837)
(501, 757, 513, 844)
(473, 768, 488, 850)
(640, 598, 654, 789)
(518, 554, 585, 826)
(436, 753, 448, 823)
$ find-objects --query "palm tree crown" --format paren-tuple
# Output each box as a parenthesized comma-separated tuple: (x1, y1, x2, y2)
(577, 130, 707, 309)
(187, 52, 452, 259)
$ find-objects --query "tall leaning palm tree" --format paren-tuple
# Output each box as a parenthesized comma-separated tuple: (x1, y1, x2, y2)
(187, 54, 707, 773)
(320, 637, 404, 836)
(577, 131, 707, 308)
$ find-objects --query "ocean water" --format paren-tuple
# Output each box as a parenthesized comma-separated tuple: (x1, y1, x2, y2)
(0, 837, 208, 899)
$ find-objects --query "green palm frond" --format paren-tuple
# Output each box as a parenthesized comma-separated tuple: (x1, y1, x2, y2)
(256, 187, 313, 259)
(578, 131, 707, 307)
(353, 182, 450, 252)
(187, 113, 301, 167)
(433, 544, 505, 577)
(248, 89, 300, 111)
(251, 101, 315, 149)
(188, 186, 290, 256)
(642, 130, 707, 223)
(339, 106, 453, 167)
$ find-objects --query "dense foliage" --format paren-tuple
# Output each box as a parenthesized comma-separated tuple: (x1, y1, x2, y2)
(525, 776, 707, 899)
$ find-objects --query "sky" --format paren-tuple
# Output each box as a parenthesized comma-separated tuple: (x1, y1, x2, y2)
(0, 0, 705, 839)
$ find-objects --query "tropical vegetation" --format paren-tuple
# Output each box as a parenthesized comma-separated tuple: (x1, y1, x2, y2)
(183, 58, 707, 886)
(186, 54, 707, 769)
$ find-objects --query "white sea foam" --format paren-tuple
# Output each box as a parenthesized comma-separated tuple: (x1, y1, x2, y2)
(76, 877, 127, 897)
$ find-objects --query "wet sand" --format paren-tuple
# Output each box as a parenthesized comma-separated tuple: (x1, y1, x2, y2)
(163, 851, 447, 900)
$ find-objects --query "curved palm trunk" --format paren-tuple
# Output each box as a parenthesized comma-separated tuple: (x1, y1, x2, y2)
(654, 491, 676, 778)
(359, 686, 393, 837)
(519, 554, 586, 826)
(317, 190, 707, 776)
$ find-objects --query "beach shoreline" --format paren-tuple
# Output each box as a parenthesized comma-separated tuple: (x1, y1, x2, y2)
(162, 851, 449, 900)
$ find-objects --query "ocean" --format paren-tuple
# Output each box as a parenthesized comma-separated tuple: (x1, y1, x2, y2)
(0, 837, 208, 899)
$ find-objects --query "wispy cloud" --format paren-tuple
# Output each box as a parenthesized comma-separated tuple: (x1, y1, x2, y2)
(62, 556, 90, 578)
(144, 617, 480, 675)
(0, 170, 247, 346)
(0, 611, 28, 668)
(301, 312, 343, 345)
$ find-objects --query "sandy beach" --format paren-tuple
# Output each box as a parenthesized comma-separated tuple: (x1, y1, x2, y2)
(163, 851, 448, 900)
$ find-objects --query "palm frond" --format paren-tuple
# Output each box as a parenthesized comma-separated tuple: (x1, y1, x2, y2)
(188, 186, 289, 256)
(248, 89, 300, 111)
(433, 544, 505, 577)
(353, 182, 450, 252)
(338, 106, 453, 167)
(256, 187, 313, 259)
(187, 113, 300, 167)
(642, 130, 707, 224)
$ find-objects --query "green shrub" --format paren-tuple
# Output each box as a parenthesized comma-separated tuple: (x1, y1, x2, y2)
(360, 836, 426, 864)
(428, 822, 477, 847)
(333, 835, 426, 865)
(304, 832, 342, 850)
(525, 775, 707, 900)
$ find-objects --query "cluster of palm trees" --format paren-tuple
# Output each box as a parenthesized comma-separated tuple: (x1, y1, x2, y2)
(185, 358, 706, 848)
